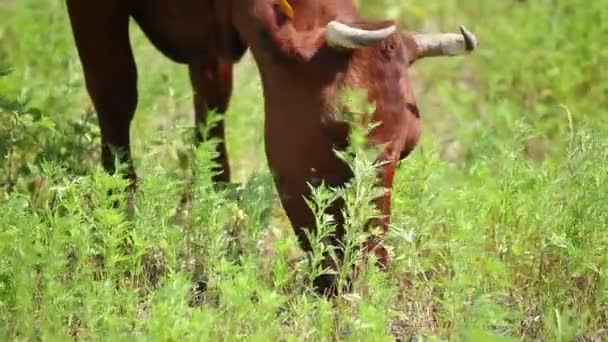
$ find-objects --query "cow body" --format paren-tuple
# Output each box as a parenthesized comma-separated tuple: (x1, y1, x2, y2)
(67, 0, 476, 296)
(66, 0, 246, 186)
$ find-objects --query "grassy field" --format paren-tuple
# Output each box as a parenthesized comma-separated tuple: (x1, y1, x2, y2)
(1, 0, 608, 340)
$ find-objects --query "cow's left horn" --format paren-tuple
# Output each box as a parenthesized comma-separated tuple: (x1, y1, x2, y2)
(326, 21, 397, 49)
(413, 25, 478, 58)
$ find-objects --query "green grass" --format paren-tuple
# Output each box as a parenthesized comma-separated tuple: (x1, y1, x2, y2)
(1, 0, 608, 340)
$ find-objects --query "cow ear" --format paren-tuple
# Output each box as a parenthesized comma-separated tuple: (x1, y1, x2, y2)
(255, 1, 324, 61)
(402, 26, 477, 64)
(276, 0, 294, 19)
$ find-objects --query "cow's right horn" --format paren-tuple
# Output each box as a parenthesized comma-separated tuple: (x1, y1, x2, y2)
(326, 21, 396, 49)
(413, 25, 478, 58)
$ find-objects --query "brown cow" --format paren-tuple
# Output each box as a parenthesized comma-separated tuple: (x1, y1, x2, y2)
(231, 1, 477, 295)
(67, 0, 476, 296)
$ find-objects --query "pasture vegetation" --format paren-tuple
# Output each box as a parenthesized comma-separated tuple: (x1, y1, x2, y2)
(1, 0, 607, 340)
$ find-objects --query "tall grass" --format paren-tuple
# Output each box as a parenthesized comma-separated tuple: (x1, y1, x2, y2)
(1, 0, 607, 340)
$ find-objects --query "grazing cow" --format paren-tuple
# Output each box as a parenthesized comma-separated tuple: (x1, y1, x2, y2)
(230, 0, 477, 295)
(67, 0, 476, 296)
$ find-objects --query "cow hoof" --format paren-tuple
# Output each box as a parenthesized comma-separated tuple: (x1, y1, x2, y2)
(142, 247, 168, 287)
(214, 181, 243, 201)
(313, 273, 352, 297)
(187, 279, 208, 308)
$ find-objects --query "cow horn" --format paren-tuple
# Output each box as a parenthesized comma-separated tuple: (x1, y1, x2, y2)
(326, 21, 397, 49)
(413, 25, 478, 58)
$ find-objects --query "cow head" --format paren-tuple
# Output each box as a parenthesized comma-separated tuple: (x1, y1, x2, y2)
(327, 20, 477, 153)
(254, 0, 477, 157)
(268, 0, 477, 60)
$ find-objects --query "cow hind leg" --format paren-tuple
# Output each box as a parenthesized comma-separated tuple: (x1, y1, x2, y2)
(188, 58, 234, 184)
(67, 1, 138, 203)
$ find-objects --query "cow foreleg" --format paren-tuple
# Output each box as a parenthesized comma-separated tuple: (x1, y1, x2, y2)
(363, 156, 397, 271)
(363, 158, 397, 271)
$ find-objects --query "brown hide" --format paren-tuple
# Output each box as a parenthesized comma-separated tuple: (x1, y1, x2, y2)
(232, 0, 424, 294)
(66, 0, 246, 187)
(67, 0, 475, 296)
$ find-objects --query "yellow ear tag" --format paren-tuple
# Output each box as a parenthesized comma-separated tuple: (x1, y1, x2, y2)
(277, 0, 294, 19)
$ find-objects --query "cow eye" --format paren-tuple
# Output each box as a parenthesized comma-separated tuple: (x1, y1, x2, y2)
(406, 103, 420, 118)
